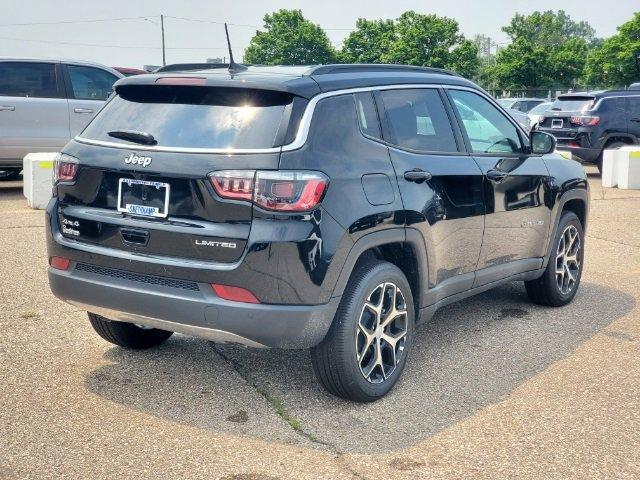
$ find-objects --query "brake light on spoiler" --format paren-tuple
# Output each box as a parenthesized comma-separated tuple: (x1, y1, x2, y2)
(209, 170, 328, 212)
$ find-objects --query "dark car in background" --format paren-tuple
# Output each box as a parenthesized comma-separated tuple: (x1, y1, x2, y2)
(537, 90, 640, 171)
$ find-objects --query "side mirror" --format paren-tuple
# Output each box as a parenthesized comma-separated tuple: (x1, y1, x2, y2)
(530, 131, 556, 155)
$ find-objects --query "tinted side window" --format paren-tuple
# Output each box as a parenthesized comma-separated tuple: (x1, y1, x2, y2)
(380, 89, 458, 153)
(0, 62, 59, 98)
(627, 97, 640, 117)
(449, 89, 523, 154)
(68, 65, 118, 101)
(354, 92, 381, 139)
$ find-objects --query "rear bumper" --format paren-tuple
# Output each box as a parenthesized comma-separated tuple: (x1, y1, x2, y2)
(0, 159, 23, 169)
(555, 144, 600, 164)
(49, 264, 339, 349)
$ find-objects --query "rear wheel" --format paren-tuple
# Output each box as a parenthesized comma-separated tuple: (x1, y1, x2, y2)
(0, 169, 22, 181)
(88, 313, 173, 349)
(597, 141, 626, 174)
(311, 260, 415, 402)
(525, 211, 584, 306)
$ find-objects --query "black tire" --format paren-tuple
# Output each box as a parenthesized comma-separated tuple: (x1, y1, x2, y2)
(0, 169, 22, 181)
(525, 211, 584, 307)
(597, 141, 626, 174)
(311, 260, 415, 402)
(88, 313, 173, 349)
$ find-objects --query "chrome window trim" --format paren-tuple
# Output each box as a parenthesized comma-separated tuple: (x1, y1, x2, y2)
(74, 83, 445, 154)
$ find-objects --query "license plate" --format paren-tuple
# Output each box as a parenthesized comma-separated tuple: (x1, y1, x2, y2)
(117, 178, 170, 218)
(551, 119, 564, 129)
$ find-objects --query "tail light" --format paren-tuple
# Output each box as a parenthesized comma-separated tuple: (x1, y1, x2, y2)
(209, 170, 328, 212)
(570, 115, 600, 127)
(53, 153, 79, 183)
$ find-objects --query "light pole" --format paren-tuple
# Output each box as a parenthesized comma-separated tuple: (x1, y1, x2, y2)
(160, 14, 166, 66)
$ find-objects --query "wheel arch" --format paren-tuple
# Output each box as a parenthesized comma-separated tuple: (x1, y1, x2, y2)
(331, 228, 428, 319)
(542, 188, 589, 269)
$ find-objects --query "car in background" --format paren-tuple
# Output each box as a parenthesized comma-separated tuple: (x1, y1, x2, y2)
(537, 90, 640, 171)
(113, 67, 147, 77)
(629, 83, 640, 90)
(0, 58, 123, 179)
(507, 108, 531, 131)
(497, 97, 547, 113)
(528, 102, 553, 129)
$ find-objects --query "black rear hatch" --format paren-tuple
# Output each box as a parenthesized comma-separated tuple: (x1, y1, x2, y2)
(538, 95, 595, 138)
(56, 84, 306, 263)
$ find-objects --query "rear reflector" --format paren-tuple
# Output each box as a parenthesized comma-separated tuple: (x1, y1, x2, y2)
(50, 256, 70, 271)
(212, 284, 260, 304)
(155, 77, 206, 86)
(208, 170, 328, 212)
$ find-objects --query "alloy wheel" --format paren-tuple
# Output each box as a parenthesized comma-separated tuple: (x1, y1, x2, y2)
(356, 282, 408, 383)
(555, 225, 581, 295)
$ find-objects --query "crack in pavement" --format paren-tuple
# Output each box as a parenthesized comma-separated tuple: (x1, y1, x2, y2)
(208, 344, 372, 480)
(587, 234, 640, 249)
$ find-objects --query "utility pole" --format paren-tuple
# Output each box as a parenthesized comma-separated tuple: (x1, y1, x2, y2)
(160, 14, 166, 66)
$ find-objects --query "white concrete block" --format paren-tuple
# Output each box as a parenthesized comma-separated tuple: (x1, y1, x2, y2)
(616, 147, 640, 190)
(23, 152, 57, 209)
(601, 149, 619, 188)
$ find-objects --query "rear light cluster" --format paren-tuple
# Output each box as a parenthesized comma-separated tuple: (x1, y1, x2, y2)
(53, 153, 79, 184)
(209, 170, 328, 212)
(570, 115, 600, 127)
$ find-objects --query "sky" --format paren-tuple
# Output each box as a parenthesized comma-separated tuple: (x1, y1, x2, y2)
(1, 0, 638, 69)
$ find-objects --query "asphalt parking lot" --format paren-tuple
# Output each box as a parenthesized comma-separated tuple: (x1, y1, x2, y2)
(1, 167, 639, 479)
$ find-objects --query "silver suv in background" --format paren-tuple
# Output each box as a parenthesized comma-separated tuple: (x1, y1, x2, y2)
(0, 58, 123, 178)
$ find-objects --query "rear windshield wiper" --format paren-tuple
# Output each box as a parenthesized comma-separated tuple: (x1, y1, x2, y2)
(108, 130, 157, 145)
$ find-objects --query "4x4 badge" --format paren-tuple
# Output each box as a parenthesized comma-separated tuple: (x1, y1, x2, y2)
(124, 153, 152, 167)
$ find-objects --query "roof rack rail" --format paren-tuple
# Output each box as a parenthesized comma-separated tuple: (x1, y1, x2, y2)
(154, 63, 229, 73)
(306, 64, 458, 77)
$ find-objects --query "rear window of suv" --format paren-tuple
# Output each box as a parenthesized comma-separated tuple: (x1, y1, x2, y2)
(81, 85, 297, 149)
(550, 96, 595, 113)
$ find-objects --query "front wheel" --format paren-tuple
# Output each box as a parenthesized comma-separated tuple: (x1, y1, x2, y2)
(525, 211, 584, 306)
(311, 260, 415, 402)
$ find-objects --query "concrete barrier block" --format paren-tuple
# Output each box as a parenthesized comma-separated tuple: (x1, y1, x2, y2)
(601, 149, 619, 188)
(616, 147, 640, 190)
(23, 152, 57, 209)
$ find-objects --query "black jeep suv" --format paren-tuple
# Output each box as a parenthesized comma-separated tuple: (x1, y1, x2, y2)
(537, 90, 640, 171)
(47, 64, 589, 401)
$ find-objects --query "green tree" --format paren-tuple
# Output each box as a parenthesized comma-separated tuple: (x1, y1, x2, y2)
(584, 12, 640, 87)
(340, 11, 479, 77)
(385, 11, 478, 76)
(449, 39, 481, 79)
(244, 10, 336, 65)
(494, 10, 595, 89)
(340, 18, 395, 63)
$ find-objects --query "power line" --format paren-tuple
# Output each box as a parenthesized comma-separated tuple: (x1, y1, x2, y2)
(164, 15, 354, 31)
(0, 35, 226, 50)
(0, 16, 155, 27)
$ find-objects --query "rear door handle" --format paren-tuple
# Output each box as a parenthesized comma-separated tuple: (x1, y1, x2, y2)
(486, 169, 508, 183)
(74, 108, 94, 114)
(404, 169, 433, 183)
(0, 105, 15, 111)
